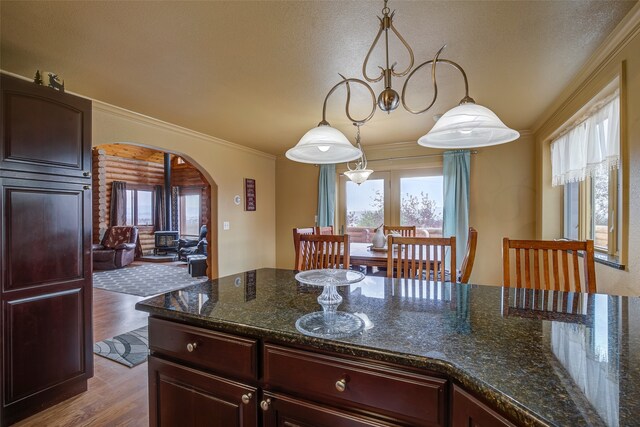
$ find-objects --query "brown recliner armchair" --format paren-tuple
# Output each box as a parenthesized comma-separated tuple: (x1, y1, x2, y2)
(93, 226, 139, 270)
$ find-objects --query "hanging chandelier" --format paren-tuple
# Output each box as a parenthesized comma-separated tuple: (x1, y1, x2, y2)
(286, 0, 519, 167)
(343, 124, 373, 185)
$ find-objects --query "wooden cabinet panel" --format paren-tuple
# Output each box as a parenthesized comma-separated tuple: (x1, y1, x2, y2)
(261, 392, 395, 427)
(264, 344, 447, 427)
(3, 288, 86, 403)
(451, 386, 515, 427)
(2, 179, 90, 291)
(0, 73, 92, 427)
(149, 317, 258, 381)
(149, 355, 257, 427)
(0, 74, 91, 179)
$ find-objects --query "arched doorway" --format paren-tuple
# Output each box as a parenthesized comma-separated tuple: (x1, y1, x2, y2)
(92, 142, 218, 278)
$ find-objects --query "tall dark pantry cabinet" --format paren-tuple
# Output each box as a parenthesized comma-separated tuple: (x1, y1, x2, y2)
(0, 74, 93, 426)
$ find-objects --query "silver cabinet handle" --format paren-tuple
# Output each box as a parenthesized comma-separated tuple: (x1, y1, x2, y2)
(186, 342, 198, 352)
(335, 378, 347, 392)
(83, 185, 90, 190)
(83, 171, 92, 177)
(260, 398, 271, 411)
(241, 393, 252, 404)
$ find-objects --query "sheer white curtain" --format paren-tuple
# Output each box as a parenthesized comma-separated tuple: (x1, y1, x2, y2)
(551, 95, 620, 186)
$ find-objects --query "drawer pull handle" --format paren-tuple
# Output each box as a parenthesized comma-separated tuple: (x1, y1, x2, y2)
(83, 171, 92, 177)
(260, 398, 271, 411)
(335, 378, 347, 392)
(83, 185, 91, 190)
(186, 342, 198, 352)
(241, 393, 252, 404)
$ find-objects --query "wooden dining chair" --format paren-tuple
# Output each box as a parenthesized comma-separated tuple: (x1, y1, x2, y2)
(315, 226, 334, 235)
(293, 227, 316, 268)
(387, 236, 456, 282)
(383, 225, 416, 237)
(459, 227, 478, 283)
(296, 234, 350, 271)
(502, 238, 596, 293)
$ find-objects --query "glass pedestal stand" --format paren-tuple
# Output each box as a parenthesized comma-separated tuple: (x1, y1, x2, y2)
(294, 269, 365, 338)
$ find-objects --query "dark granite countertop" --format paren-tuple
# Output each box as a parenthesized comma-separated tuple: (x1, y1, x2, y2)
(136, 268, 640, 427)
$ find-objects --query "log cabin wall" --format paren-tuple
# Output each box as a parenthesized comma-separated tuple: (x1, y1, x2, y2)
(92, 146, 165, 254)
(170, 157, 210, 233)
(93, 146, 212, 256)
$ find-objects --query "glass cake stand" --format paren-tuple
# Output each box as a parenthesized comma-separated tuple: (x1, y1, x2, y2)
(294, 269, 365, 338)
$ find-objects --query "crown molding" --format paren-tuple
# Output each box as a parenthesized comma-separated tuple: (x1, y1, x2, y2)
(531, 2, 640, 134)
(92, 101, 276, 160)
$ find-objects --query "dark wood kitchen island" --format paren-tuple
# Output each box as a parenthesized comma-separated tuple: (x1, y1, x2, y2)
(136, 268, 639, 427)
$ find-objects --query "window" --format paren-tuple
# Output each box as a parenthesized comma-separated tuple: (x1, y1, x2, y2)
(343, 173, 389, 243)
(339, 169, 443, 243)
(179, 188, 202, 237)
(125, 186, 154, 226)
(553, 82, 620, 260)
(399, 175, 443, 238)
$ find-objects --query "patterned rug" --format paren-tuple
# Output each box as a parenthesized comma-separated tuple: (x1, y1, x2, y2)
(94, 326, 149, 368)
(93, 264, 208, 297)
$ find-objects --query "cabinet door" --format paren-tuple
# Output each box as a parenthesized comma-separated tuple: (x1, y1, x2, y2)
(261, 392, 397, 427)
(451, 386, 515, 427)
(0, 74, 91, 179)
(149, 356, 257, 427)
(1, 178, 92, 292)
(0, 178, 93, 425)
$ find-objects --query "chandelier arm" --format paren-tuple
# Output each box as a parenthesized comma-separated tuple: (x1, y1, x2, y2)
(388, 21, 414, 77)
(361, 18, 386, 83)
(401, 55, 472, 115)
(320, 77, 377, 125)
(400, 46, 443, 114)
(360, 143, 368, 170)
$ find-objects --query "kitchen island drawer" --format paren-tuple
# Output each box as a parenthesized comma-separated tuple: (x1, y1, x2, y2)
(263, 344, 447, 426)
(149, 317, 257, 381)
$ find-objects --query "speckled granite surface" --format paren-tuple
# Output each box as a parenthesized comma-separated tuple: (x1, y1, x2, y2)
(136, 268, 640, 427)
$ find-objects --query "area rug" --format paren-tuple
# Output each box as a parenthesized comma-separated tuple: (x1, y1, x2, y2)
(93, 264, 208, 297)
(94, 325, 149, 368)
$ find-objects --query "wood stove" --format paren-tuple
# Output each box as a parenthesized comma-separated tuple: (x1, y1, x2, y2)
(154, 231, 179, 255)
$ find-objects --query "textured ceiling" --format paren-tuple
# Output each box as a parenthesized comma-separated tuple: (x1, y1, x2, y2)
(1, 1, 636, 155)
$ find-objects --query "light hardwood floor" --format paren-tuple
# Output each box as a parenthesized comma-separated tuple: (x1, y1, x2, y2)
(14, 288, 150, 427)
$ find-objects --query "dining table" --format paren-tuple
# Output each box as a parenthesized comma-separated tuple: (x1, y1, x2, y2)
(349, 242, 389, 269)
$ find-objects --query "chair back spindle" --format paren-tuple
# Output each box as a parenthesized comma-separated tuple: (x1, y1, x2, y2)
(502, 238, 596, 293)
(297, 234, 350, 271)
(383, 225, 416, 237)
(292, 227, 316, 268)
(387, 236, 456, 282)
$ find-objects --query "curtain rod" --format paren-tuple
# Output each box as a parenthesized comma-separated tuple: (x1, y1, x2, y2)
(366, 150, 478, 163)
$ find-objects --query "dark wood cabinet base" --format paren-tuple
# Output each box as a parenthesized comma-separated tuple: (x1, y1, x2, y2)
(2, 377, 88, 427)
(145, 316, 521, 427)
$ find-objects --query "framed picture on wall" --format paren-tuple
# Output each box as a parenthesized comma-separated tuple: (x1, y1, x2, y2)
(244, 178, 256, 211)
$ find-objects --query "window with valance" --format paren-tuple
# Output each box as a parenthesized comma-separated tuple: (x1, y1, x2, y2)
(550, 84, 620, 259)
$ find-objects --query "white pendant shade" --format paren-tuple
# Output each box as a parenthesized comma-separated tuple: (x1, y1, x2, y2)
(344, 168, 374, 185)
(418, 103, 519, 149)
(286, 124, 362, 164)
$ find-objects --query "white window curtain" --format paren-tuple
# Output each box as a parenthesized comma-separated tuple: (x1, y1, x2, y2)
(551, 94, 620, 187)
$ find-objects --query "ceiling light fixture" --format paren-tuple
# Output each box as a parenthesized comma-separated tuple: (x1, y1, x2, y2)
(287, 0, 519, 164)
(344, 124, 374, 185)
